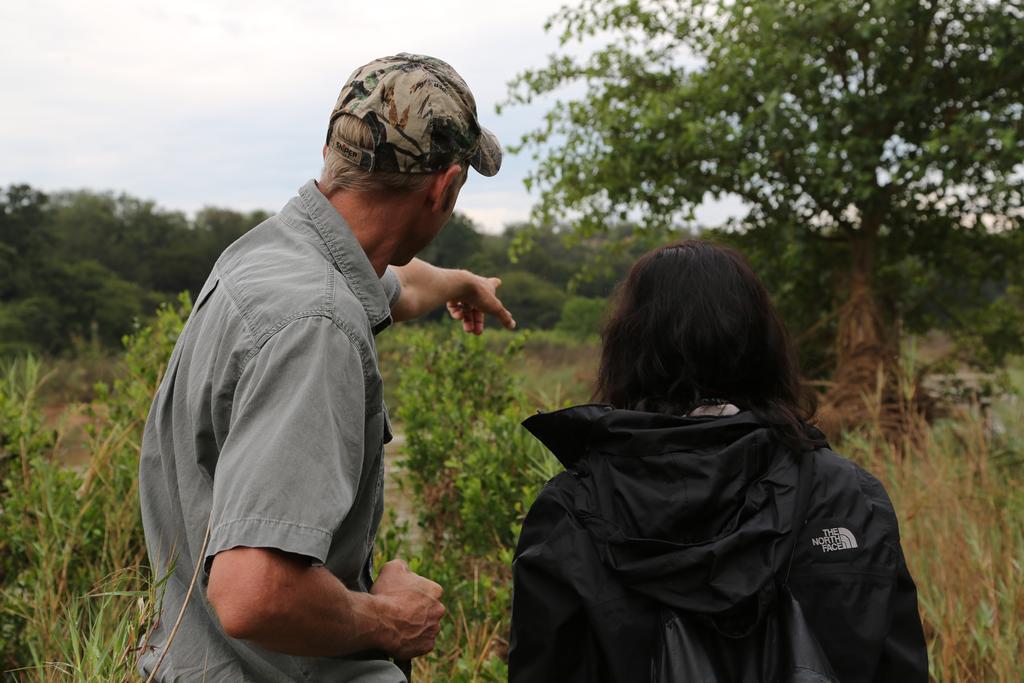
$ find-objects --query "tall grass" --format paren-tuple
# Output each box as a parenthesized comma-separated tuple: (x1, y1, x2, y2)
(0, 297, 189, 681)
(837, 360, 1024, 682)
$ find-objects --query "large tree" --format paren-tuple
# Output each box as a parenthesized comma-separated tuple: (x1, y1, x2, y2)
(505, 0, 1023, 426)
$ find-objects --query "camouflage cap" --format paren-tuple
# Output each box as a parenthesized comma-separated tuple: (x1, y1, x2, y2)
(326, 53, 501, 177)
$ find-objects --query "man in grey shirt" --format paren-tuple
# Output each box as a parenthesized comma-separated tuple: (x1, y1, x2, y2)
(138, 54, 515, 681)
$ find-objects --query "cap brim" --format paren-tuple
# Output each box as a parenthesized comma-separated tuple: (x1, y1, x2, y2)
(469, 127, 502, 177)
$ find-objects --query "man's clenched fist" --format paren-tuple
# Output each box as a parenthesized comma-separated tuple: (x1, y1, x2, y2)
(371, 559, 446, 659)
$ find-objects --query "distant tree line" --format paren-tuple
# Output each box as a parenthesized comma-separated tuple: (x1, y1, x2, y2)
(0, 184, 269, 354)
(0, 184, 651, 356)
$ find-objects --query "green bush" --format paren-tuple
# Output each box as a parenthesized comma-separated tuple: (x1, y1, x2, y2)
(386, 326, 558, 680)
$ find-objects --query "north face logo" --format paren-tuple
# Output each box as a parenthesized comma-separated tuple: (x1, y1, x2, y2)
(811, 527, 858, 553)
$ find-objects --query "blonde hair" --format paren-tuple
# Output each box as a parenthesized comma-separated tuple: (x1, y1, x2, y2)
(320, 115, 434, 195)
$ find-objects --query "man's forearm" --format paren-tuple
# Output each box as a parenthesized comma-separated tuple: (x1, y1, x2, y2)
(243, 568, 386, 656)
(390, 258, 515, 331)
(390, 258, 465, 322)
(209, 549, 444, 659)
(210, 549, 389, 656)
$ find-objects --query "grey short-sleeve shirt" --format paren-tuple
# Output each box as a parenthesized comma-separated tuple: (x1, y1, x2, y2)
(138, 181, 405, 682)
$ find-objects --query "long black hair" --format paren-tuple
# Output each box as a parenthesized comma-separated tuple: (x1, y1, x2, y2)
(595, 240, 820, 451)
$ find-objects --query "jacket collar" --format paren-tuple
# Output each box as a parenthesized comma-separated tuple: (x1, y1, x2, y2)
(522, 404, 768, 470)
(295, 179, 392, 332)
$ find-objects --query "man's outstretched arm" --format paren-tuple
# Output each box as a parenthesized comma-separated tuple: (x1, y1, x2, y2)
(208, 549, 444, 659)
(390, 258, 516, 333)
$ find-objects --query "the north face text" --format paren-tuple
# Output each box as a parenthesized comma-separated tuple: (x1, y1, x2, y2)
(811, 527, 858, 553)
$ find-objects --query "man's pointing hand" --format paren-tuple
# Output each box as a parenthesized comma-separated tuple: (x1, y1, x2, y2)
(446, 274, 516, 335)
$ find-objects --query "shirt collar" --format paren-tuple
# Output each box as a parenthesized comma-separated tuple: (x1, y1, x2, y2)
(296, 179, 392, 333)
(687, 403, 741, 417)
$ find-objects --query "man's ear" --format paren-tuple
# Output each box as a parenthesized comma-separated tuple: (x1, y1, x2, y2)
(428, 164, 463, 213)
(323, 143, 329, 160)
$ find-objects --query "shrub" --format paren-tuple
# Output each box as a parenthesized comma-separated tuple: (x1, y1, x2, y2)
(386, 326, 557, 681)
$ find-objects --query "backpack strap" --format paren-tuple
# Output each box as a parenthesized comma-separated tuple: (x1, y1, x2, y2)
(781, 450, 816, 586)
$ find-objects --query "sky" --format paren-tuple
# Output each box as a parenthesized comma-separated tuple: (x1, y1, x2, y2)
(1, 0, 743, 233)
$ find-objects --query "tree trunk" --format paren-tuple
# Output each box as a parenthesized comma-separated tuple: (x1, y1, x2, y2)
(818, 228, 900, 436)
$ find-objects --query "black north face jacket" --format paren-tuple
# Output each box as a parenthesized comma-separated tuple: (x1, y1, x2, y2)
(508, 406, 927, 683)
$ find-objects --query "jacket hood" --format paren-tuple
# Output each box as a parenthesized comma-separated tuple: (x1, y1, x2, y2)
(523, 405, 808, 617)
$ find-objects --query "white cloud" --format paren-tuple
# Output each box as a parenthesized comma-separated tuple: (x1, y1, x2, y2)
(0, 0, 566, 231)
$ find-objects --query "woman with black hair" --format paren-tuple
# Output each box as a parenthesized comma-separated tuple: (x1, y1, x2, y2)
(508, 241, 927, 682)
